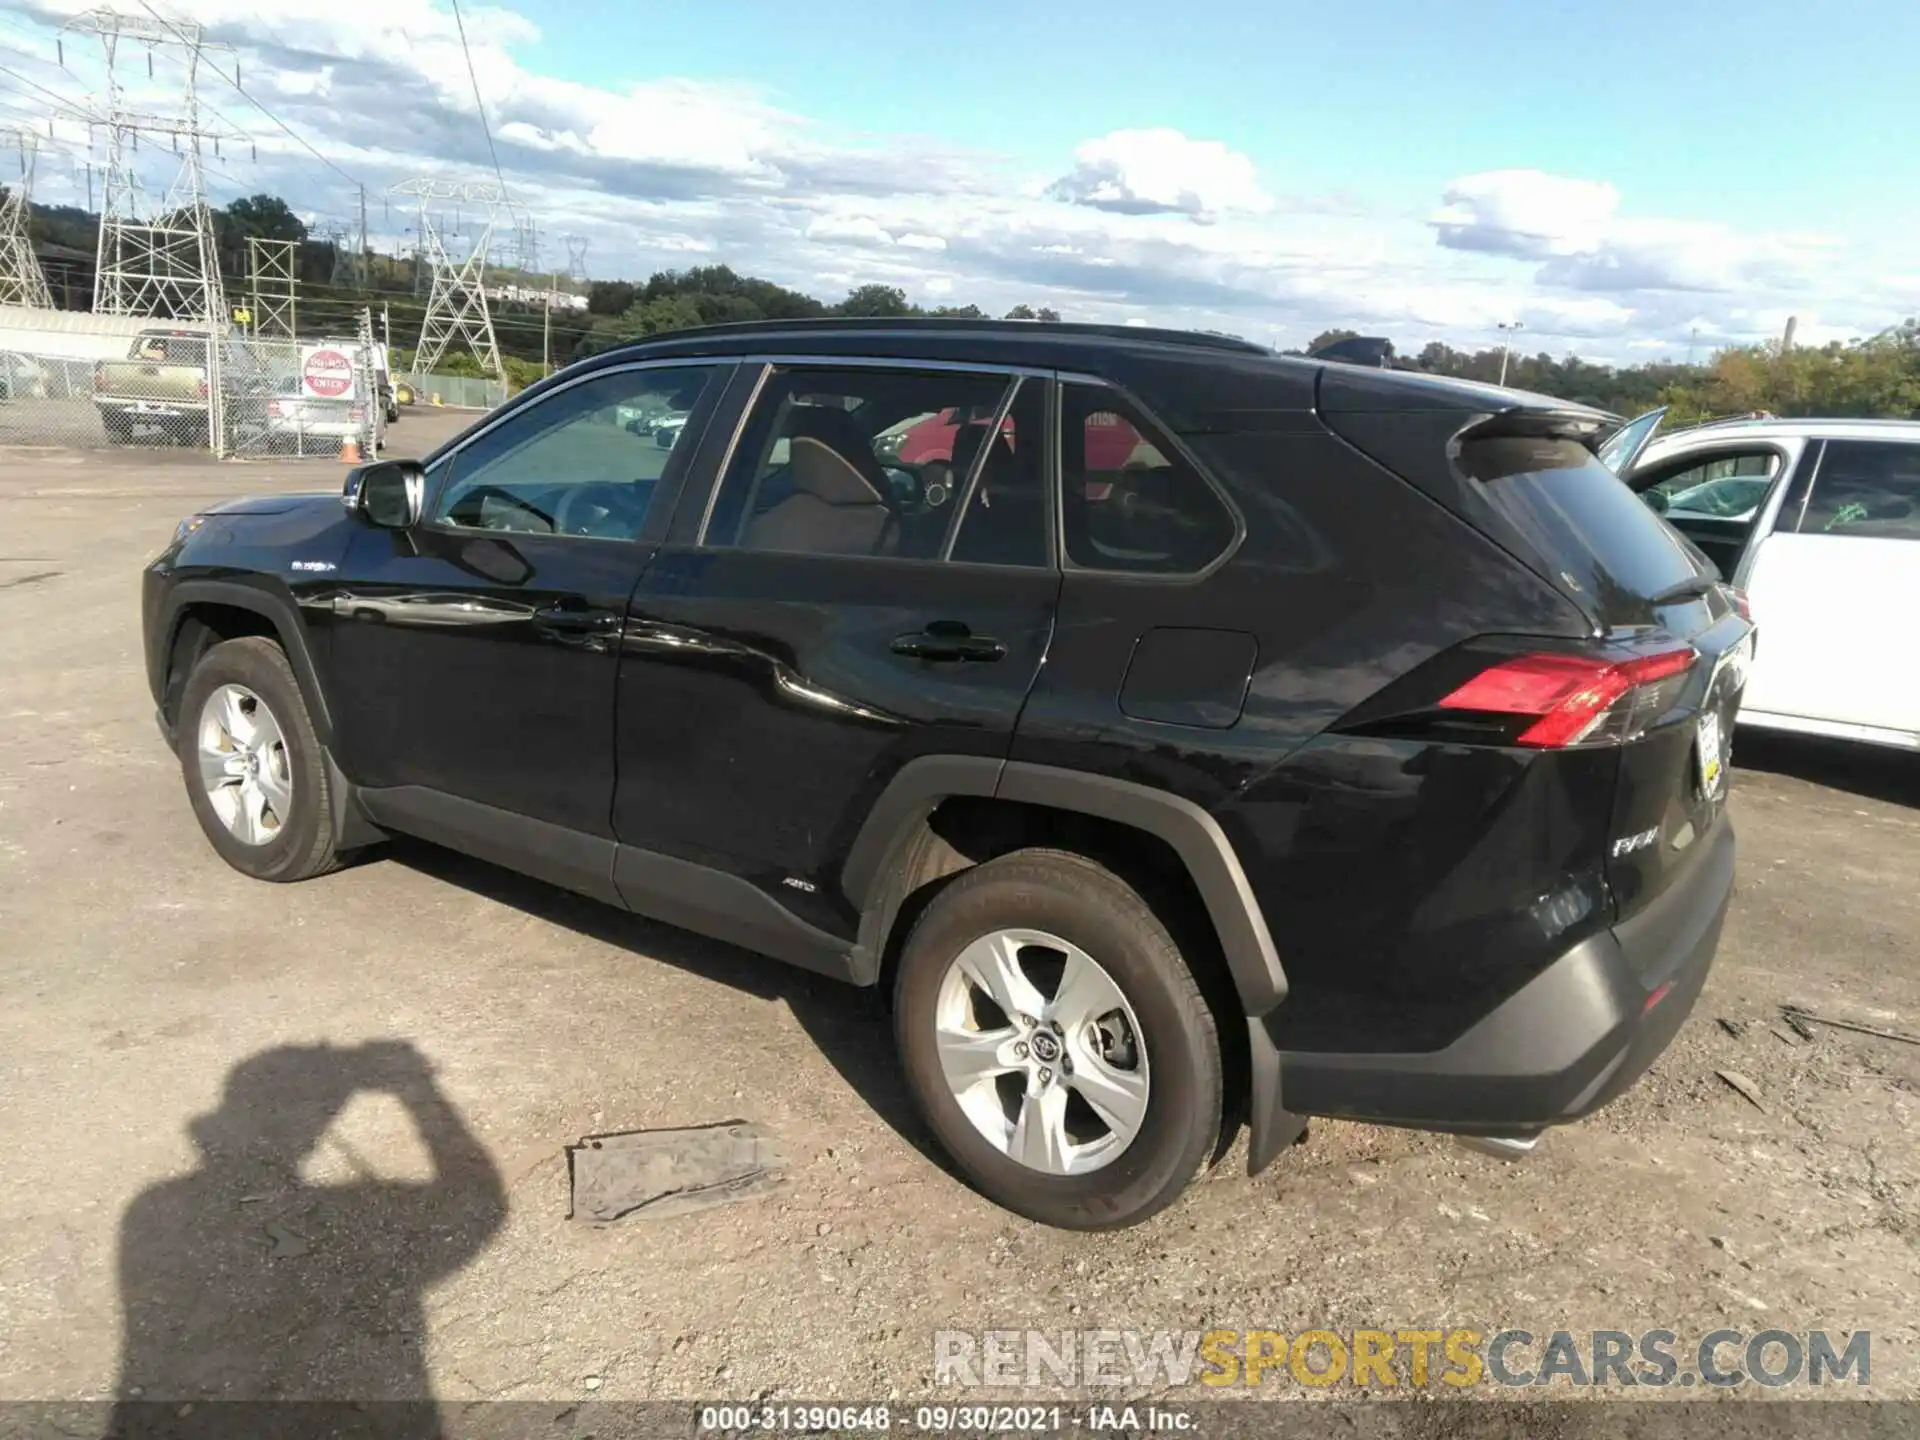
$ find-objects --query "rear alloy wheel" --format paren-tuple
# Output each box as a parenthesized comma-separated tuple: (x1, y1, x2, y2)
(176, 636, 343, 882)
(935, 928, 1150, 1175)
(895, 849, 1221, 1230)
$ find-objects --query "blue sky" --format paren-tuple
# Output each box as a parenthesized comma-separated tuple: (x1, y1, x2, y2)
(2, 0, 1916, 359)
(521, 0, 1920, 224)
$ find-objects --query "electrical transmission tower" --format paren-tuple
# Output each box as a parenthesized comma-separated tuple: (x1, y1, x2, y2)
(323, 222, 363, 287)
(246, 236, 296, 338)
(563, 234, 589, 287)
(64, 8, 240, 322)
(0, 129, 55, 308)
(510, 208, 540, 279)
(391, 178, 504, 378)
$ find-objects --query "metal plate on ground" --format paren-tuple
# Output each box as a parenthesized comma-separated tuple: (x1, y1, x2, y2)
(567, 1121, 787, 1224)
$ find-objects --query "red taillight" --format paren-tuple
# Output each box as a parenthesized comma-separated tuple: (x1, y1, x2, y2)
(267, 401, 282, 418)
(1438, 647, 1697, 748)
(1729, 588, 1751, 621)
(1642, 980, 1675, 1014)
(197, 378, 209, 398)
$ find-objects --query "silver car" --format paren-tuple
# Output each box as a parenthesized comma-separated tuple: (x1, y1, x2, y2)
(264, 378, 382, 454)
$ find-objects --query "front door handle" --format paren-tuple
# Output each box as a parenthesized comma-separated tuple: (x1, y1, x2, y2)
(532, 603, 619, 636)
(891, 623, 1007, 663)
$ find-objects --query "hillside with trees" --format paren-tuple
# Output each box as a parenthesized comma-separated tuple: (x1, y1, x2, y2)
(1302, 327, 1920, 423)
(21, 191, 1918, 418)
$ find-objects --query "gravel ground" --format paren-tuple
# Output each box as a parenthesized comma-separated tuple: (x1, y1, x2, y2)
(1, 432, 1915, 1411)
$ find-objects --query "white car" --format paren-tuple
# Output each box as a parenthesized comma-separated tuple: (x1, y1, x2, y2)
(1610, 413, 1920, 752)
(263, 377, 384, 454)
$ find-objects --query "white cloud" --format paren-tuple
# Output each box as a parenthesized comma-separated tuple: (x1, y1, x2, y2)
(805, 215, 895, 247)
(1433, 170, 1620, 258)
(1047, 128, 1271, 219)
(0, 1, 1907, 362)
(1433, 168, 1843, 300)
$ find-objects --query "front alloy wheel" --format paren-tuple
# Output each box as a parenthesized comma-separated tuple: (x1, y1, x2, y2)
(175, 635, 344, 881)
(196, 683, 294, 845)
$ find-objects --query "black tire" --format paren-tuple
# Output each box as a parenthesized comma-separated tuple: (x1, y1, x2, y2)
(102, 412, 133, 444)
(893, 848, 1222, 1230)
(175, 637, 342, 882)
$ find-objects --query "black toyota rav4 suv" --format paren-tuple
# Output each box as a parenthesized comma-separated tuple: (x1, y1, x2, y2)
(143, 319, 1751, 1230)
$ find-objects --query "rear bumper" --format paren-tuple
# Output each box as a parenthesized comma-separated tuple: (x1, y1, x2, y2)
(1248, 815, 1734, 1170)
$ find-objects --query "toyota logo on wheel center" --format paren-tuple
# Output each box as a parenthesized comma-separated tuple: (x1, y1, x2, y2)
(1029, 1031, 1060, 1063)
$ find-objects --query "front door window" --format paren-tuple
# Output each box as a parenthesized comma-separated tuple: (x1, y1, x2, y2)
(433, 365, 720, 540)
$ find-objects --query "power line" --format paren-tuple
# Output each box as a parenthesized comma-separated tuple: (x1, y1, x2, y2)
(130, 0, 363, 192)
(448, 0, 505, 190)
(0, 63, 90, 119)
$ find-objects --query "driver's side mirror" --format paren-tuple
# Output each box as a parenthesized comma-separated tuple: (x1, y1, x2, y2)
(345, 459, 425, 528)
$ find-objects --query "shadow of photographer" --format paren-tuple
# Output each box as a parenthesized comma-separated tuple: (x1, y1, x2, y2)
(111, 1040, 505, 1436)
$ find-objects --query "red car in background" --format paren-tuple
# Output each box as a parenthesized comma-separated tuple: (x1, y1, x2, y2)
(879, 405, 1148, 475)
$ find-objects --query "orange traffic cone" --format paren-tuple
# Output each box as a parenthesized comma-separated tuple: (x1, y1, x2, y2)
(339, 436, 362, 464)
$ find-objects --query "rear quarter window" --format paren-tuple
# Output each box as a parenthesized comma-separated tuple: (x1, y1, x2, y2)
(1459, 436, 1702, 599)
(1059, 382, 1237, 575)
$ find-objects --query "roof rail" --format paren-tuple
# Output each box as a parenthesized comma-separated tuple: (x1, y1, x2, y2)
(608, 315, 1274, 357)
(1665, 411, 1777, 434)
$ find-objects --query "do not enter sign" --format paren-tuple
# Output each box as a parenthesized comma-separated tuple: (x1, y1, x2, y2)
(300, 346, 355, 399)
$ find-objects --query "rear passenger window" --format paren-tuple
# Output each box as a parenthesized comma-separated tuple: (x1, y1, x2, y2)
(1059, 383, 1236, 574)
(947, 380, 1049, 567)
(704, 366, 1035, 562)
(1800, 441, 1920, 540)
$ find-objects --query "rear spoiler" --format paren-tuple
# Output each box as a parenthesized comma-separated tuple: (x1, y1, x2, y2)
(1456, 406, 1613, 447)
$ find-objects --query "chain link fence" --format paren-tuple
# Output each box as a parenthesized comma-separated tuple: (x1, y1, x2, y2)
(398, 371, 509, 410)
(0, 303, 220, 449)
(221, 323, 385, 462)
(0, 304, 408, 460)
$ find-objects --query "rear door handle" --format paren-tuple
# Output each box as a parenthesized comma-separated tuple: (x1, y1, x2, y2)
(890, 623, 1007, 663)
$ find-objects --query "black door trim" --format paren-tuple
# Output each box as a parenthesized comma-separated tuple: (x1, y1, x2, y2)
(613, 846, 858, 982)
(359, 785, 624, 906)
(356, 784, 862, 982)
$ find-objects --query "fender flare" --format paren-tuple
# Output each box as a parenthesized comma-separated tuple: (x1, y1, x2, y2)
(160, 578, 335, 745)
(842, 755, 1288, 1016)
(161, 579, 385, 850)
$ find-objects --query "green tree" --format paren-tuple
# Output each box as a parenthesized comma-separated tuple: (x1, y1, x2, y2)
(222, 194, 307, 244)
(837, 284, 914, 317)
(588, 281, 637, 316)
(1304, 328, 1360, 354)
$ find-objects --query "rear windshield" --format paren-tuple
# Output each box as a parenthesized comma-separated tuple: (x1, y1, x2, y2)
(132, 335, 207, 364)
(1459, 436, 1703, 601)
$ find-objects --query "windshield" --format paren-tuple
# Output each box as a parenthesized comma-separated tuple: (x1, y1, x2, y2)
(1597, 408, 1666, 476)
(1667, 475, 1770, 519)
